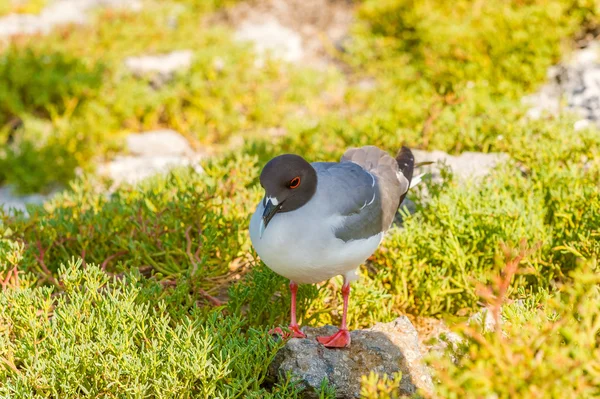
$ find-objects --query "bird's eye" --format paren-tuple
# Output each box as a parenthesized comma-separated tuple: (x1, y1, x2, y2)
(289, 177, 301, 189)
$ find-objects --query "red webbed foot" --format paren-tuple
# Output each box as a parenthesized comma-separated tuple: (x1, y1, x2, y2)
(316, 329, 351, 348)
(269, 324, 306, 339)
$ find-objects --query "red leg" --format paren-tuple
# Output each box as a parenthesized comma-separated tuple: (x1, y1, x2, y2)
(317, 281, 351, 348)
(269, 281, 306, 339)
(288, 281, 306, 338)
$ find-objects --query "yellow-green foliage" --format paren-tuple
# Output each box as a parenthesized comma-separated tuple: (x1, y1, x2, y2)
(353, 0, 586, 96)
(0, 0, 47, 15)
(0, 1, 340, 193)
(0, 0, 599, 397)
(431, 263, 600, 399)
(2, 0, 599, 192)
(0, 260, 300, 398)
(360, 372, 404, 399)
(374, 121, 600, 316)
(6, 154, 259, 281)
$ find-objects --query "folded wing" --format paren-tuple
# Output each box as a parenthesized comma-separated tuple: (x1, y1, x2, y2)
(312, 146, 412, 242)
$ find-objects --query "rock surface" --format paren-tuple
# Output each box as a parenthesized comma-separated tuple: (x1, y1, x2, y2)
(412, 149, 509, 183)
(97, 130, 203, 187)
(1, 130, 201, 213)
(523, 41, 600, 128)
(268, 317, 433, 398)
(124, 50, 194, 85)
(235, 18, 304, 64)
(223, 0, 354, 68)
(125, 129, 195, 157)
(393, 149, 508, 225)
(0, 185, 53, 215)
(0, 0, 142, 38)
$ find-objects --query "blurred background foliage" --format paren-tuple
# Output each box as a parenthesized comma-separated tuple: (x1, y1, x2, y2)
(0, 0, 48, 15)
(1, 0, 598, 192)
(0, 0, 599, 397)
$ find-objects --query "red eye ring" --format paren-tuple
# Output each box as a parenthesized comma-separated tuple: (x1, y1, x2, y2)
(289, 177, 301, 189)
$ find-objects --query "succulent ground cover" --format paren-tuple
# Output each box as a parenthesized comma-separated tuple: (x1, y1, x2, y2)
(0, 0, 599, 397)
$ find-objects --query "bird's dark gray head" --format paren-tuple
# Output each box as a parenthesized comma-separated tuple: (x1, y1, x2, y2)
(258, 154, 317, 237)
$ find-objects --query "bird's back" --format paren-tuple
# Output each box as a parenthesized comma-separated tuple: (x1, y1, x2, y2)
(339, 145, 413, 234)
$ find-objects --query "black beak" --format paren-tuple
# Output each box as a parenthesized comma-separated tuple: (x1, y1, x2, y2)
(260, 198, 282, 238)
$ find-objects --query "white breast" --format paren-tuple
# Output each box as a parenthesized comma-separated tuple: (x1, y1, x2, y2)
(249, 198, 383, 284)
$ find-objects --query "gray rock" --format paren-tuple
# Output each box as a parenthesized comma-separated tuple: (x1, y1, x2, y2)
(0, 185, 53, 216)
(522, 82, 562, 119)
(98, 130, 202, 187)
(268, 317, 434, 398)
(355, 78, 377, 92)
(235, 17, 304, 64)
(570, 43, 600, 67)
(124, 50, 193, 83)
(125, 129, 195, 157)
(222, 0, 354, 69)
(0, 0, 142, 38)
(523, 41, 600, 127)
(393, 149, 507, 225)
(412, 150, 509, 183)
(97, 155, 203, 187)
(574, 119, 592, 131)
(2, 130, 201, 209)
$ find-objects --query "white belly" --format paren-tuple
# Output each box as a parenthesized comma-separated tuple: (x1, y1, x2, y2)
(249, 201, 382, 284)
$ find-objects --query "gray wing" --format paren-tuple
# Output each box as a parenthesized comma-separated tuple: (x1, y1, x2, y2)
(314, 146, 410, 242)
(342, 146, 410, 224)
(312, 161, 383, 241)
(342, 145, 410, 199)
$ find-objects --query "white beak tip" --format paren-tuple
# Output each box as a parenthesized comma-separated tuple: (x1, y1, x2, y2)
(259, 220, 266, 239)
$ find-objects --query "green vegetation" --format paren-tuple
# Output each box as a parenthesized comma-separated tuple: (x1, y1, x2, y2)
(0, 0, 47, 16)
(360, 372, 405, 399)
(432, 249, 600, 398)
(0, 0, 599, 397)
(0, 259, 301, 398)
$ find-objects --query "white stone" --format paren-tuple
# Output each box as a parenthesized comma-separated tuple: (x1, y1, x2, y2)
(269, 317, 434, 398)
(570, 42, 600, 66)
(412, 150, 509, 182)
(356, 78, 377, 91)
(98, 155, 203, 187)
(581, 68, 600, 89)
(97, 130, 203, 187)
(125, 129, 194, 157)
(124, 50, 194, 77)
(521, 83, 562, 119)
(0, 185, 52, 215)
(235, 18, 303, 63)
(523, 41, 600, 126)
(96, 129, 203, 186)
(0, 0, 142, 38)
(574, 119, 591, 131)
